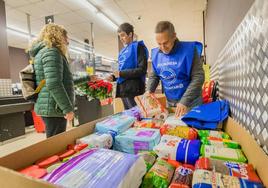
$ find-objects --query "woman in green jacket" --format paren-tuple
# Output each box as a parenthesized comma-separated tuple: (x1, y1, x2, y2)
(29, 23, 95, 138)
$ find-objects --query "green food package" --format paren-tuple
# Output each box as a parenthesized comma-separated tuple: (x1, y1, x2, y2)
(201, 137, 240, 149)
(201, 145, 247, 163)
(141, 159, 175, 188)
(198, 130, 231, 139)
(138, 151, 157, 171)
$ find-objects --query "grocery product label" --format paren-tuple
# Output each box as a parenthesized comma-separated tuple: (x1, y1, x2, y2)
(209, 131, 222, 138)
(151, 160, 174, 182)
(134, 141, 149, 154)
(136, 130, 155, 137)
(204, 145, 238, 159)
(192, 170, 241, 188)
(209, 140, 225, 147)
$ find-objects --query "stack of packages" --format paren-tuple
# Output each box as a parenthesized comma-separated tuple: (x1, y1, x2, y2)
(18, 94, 265, 188)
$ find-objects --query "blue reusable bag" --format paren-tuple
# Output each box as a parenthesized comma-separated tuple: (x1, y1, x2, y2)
(181, 100, 229, 130)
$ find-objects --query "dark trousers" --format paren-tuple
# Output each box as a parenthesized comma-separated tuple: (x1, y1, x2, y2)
(121, 97, 137, 110)
(41, 117, 67, 138)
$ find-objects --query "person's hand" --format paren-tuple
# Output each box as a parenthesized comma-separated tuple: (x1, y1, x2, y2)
(113, 71, 120, 78)
(90, 75, 99, 82)
(64, 111, 74, 121)
(106, 75, 114, 82)
(175, 103, 188, 117)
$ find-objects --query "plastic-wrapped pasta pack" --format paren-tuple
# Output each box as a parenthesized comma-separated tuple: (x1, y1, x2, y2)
(141, 159, 175, 188)
(201, 145, 247, 163)
(160, 124, 198, 140)
(198, 130, 231, 139)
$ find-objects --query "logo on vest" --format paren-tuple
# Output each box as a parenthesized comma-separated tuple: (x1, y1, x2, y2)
(160, 67, 177, 86)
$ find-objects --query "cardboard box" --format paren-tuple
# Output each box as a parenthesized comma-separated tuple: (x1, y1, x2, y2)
(0, 106, 267, 187)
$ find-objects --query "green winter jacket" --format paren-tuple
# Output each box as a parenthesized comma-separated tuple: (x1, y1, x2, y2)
(30, 42, 87, 117)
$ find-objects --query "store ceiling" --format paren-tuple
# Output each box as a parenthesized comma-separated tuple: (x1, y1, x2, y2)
(4, 0, 206, 59)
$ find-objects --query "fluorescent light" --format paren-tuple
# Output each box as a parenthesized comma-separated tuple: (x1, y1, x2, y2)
(6, 28, 31, 39)
(75, 46, 91, 53)
(76, 0, 119, 30)
(69, 48, 82, 54)
(84, 0, 98, 12)
(97, 12, 118, 30)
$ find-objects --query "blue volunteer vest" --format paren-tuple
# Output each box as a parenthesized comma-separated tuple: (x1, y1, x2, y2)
(151, 41, 203, 101)
(117, 40, 148, 84)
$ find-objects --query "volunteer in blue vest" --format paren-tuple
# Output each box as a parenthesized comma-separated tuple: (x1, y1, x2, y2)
(148, 21, 204, 117)
(107, 23, 149, 110)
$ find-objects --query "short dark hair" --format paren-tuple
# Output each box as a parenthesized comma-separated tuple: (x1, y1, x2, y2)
(117, 23, 134, 35)
(155, 21, 175, 35)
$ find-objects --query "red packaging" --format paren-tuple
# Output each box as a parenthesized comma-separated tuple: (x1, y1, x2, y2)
(58, 150, 76, 160)
(36, 155, 60, 168)
(19, 165, 47, 179)
(74, 143, 88, 152)
(169, 164, 195, 188)
(195, 157, 261, 182)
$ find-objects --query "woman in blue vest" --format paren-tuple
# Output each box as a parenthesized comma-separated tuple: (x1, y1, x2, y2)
(107, 23, 149, 110)
(148, 21, 204, 117)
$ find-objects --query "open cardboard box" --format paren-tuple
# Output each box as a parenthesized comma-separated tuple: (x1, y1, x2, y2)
(0, 96, 267, 187)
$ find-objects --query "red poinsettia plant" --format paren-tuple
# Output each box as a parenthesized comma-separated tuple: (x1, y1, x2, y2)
(77, 80, 113, 101)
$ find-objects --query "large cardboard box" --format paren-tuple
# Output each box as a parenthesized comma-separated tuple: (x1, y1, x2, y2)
(0, 109, 267, 187)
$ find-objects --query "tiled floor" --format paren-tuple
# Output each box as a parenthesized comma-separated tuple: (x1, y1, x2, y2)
(0, 124, 75, 158)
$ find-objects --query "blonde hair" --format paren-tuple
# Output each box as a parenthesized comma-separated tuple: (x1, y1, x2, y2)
(30, 23, 68, 55)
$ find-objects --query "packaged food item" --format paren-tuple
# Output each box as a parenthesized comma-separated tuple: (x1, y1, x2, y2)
(135, 94, 168, 120)
(134, 118, 164, 129)
(198, 130, 231, 139)
(176, 139, 201, 165)
(58, 150, 76, 161)
(138, 151, 157, 171)
(76, 132, 113, 149)
(45, 148, 147, 188)
(95, 114, 135, 135)
(122, 106, 142, 121)
(195, 157, 261, 182)
(164, 114, 188, 127)
(192, 169, 264, 188)
(154, 135, 182, 160)
(169, 164, 195, 188)
(74, 143, 88, 151)
(19, 165, 47, 179)
(142, 159, 175, 188)
(36, 155, 60, 168)
(201, 137, 240, 149)
(114, 128, 161, 154)
(154, 136, 201, 165)
(160, 124, 198, 140)
(201, 145, 247, 163)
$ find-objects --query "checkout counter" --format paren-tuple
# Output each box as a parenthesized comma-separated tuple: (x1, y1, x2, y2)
(0, 97, 33, 142)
